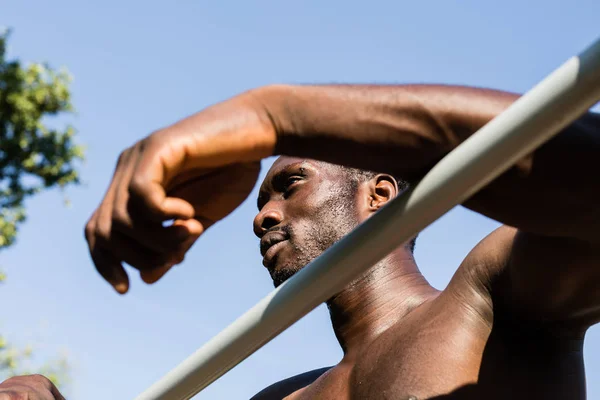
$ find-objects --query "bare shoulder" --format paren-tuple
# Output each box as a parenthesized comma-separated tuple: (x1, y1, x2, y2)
(250, 367, 332, 400)
(442, 225, 517, 328)
(443, 224, 600, 333)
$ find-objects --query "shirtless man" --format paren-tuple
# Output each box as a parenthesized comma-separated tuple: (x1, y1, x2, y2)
(85, 84, 600, 399)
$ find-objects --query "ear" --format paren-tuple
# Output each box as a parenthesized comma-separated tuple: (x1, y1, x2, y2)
(368, 174, 398, 211)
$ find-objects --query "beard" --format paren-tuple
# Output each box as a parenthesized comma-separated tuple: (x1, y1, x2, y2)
(269, 188, 359, 287)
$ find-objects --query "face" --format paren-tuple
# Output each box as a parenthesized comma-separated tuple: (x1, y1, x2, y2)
(254, 157, 361, 287)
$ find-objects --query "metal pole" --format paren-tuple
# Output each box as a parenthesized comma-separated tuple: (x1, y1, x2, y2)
(136, 37, 600, 400)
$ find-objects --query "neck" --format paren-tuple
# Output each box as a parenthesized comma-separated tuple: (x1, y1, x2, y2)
(326, 248, 438, 359)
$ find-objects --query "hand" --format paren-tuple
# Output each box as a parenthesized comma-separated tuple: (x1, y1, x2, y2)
(0, 375, 65, 400)
(85, 91, 276, 293)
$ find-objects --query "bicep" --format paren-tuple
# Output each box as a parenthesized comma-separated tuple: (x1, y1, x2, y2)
(462, 112, 600, 242)
(459, 226, 600, 331)
(500, 228, 600, 328)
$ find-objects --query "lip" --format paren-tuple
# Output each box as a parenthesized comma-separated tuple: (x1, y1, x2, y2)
(260, 231, 288, 257)
(262, 239, 287, 268)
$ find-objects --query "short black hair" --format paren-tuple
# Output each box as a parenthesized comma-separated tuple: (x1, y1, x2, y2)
(338, 165, 417, 253)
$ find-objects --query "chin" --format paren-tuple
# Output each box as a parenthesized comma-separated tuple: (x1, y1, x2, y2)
(270, 264, 303, 288)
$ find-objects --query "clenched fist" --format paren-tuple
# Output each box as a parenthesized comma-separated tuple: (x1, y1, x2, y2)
(85, 90, 276, 293)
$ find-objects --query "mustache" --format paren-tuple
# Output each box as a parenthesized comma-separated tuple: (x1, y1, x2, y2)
(259, 225, 293, 253)
(272, 225, 292, 237)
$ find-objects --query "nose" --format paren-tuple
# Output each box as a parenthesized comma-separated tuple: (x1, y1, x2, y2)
(253, 208, 283, 238)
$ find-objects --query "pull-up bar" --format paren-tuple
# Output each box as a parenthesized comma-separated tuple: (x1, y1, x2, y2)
(136, 37, 600, 400)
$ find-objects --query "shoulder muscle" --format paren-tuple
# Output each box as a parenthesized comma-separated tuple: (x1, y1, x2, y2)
(250, 367, 332, 400)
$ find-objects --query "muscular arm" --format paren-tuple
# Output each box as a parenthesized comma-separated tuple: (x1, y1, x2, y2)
(88, 82, 600, 316)
(251, 84, 600, 327)
(255, 84, 600, 240)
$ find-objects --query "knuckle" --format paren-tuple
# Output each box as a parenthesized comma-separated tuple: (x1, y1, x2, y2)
(0, 391, 28, 400)
(142, 131, 162, 148)
(25, 374, 50, 391)
(1, 377, 23, 386)
(93, 222, 111, 245)
(139, 135, 152, 150)
(128, 174, 147, 199)
(1, 376, 18, 384)
(116, 148, 130, 167)
(134, 135, 157, 161)
(172, 253, 185, 265)
(111, 208, 131, 229)
(28, 374, 49, 385)
(116, 151, 125, 166)
(84, 220, 95, 242)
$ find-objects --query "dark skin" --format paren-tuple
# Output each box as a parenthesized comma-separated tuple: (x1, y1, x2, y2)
(251, 157, 593, 399)
(85, 84, 600, 399)
(0, 375, 65, 400)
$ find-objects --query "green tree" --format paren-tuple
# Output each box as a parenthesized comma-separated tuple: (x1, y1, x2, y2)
(0, 29, 83, 389)
(0, 29, 83, 250)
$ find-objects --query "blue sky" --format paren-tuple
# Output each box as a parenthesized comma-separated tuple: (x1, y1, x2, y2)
(1, 1, 599, 398)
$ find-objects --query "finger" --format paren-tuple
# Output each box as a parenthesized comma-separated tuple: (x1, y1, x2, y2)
(128, 139, 195, 222)
(111, 203, 203, 254)
(102, 230, 174, 271)
(139, 219, 203, 284)
(167, 217, 205, 239)
(90, 212, 201, 293)
(129, 178, 196, 222)
(91, 247, 130, 294)
(140, 264, 174, 284)
(97, 148, 135, 223)
(85, 148, 135, 290)
(84, 210, 99, 249)
(86, 216, 130, 294)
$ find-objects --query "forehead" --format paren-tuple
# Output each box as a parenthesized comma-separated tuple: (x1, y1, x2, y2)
(260, 157, 340, 189)
(270, 156, 313, 172)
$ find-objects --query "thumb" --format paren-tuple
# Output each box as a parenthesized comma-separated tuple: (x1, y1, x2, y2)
(140, 219, 203, 284)
(129, 179, 196, 222)
(140, 264, 174, 284)
(127, 136, 195, 223)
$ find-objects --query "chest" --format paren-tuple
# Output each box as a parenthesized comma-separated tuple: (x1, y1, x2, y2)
(288, 307, 585, 400)
(347, 309, 487, 400)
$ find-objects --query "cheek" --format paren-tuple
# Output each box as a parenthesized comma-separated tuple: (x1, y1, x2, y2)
(286, 217, 313, 246)
(289, 184, 338, 219)
(285, 181, 356, 241)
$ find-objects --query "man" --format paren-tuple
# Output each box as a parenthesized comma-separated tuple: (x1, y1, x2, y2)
(86, 84, 600, 399)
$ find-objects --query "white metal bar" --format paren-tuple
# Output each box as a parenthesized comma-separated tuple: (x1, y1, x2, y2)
(136, 37, 600, 400)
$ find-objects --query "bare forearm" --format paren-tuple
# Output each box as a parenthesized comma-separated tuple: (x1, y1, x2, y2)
(253, 84, 600, 240)
(254, 84, 518, 180)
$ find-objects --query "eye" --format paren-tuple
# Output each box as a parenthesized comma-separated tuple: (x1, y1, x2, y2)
(283, 175, 303, 197)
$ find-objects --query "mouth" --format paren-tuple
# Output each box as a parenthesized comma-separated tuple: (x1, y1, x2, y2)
(262, 240, 288, 268)
(260, 231, 289, 268)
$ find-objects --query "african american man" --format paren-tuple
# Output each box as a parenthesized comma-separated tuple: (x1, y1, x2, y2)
(86, 84, 600, 399)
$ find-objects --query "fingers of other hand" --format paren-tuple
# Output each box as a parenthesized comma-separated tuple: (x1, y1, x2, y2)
(0, 374, 65, 400)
